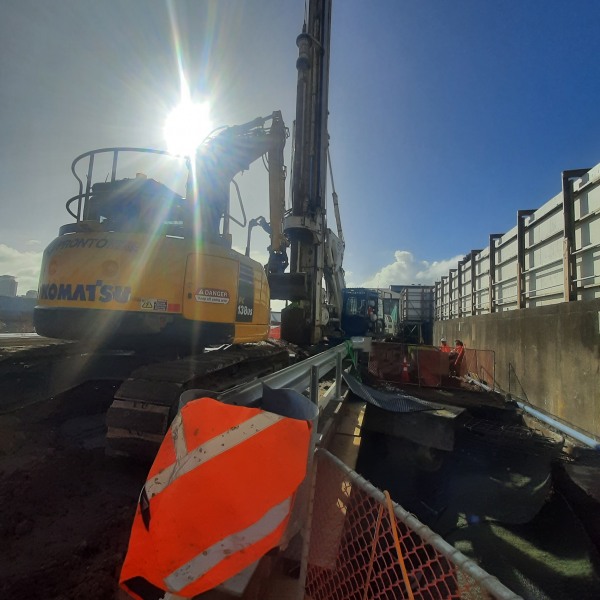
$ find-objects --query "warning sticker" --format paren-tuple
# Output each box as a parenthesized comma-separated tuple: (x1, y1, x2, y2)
(195, 288, 230, 304)
(153, 299, 168, 311)
(236, 264, 255, 323)
(140, 298, 168, 311)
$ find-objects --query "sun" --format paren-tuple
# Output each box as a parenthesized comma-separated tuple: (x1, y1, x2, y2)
(164, 100, 213, 157)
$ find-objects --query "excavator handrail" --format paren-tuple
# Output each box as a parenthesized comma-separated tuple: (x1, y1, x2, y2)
(67, 147, 189, 220)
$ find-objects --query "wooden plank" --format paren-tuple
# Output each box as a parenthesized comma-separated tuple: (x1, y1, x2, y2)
(114, 378, 183, 404)
(326, 400, 365, 470)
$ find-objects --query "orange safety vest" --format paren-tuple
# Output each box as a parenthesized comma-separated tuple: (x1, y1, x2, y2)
(120, 397, 312, 600)
(452, 345, 465, 361)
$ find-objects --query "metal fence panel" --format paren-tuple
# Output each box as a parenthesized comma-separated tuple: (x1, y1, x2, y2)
(574, 167, 600, 299)
(435, 163, 600, 319)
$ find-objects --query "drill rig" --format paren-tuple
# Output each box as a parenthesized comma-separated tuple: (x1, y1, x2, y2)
(270, 0, 345, 346)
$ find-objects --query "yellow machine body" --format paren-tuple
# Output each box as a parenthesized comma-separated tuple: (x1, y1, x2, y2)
(35, 228, 269, 345)
(35, 117, 288, 347)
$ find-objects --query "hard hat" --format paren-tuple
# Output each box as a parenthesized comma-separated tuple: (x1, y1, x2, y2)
(440, 337, 447, 342)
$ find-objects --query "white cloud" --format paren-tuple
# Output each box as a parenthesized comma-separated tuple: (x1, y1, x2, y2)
(343, 270, 356, 287)
(0, 244, 43, 294)
(361, 250, 464, 288)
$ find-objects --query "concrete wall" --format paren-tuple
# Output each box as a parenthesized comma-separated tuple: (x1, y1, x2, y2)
(434, 298, 600, 440)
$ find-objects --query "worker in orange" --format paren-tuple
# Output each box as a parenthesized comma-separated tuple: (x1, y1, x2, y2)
(440, 337, 451, 353)
(449, 339, 465, 375)
(120, 395, 314, 599)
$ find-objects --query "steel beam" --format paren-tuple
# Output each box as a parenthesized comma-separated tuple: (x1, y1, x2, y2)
(488, 234, 503, 313)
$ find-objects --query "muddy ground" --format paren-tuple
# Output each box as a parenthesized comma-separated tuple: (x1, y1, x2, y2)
(0, 375, 144, 600)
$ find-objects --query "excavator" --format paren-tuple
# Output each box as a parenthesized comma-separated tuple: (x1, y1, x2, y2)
(33, 0, 344, 458)
(34, 112, 289, 347)
(35, 0, 342, 350)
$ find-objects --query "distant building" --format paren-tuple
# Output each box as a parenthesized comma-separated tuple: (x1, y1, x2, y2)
(0, 275, 17, 297)
(25, 290, 38, 298)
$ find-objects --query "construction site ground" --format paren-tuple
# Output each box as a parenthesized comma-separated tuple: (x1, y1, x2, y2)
(0, 374, 140, 599)
(2, 336, 600, 599)
(0, 337, 343, 599)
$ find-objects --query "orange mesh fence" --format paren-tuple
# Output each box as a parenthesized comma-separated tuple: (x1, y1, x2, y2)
(305, 449, 520, 600)
(368, 341, 409, 383)
(368, 342, 496, 390)
(460, 348, 495, 386)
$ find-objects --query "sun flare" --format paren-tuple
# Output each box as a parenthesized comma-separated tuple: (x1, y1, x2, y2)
(164, 100, 213, 157)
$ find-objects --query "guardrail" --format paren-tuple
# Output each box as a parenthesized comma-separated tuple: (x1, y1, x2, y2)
(217, 342, 348, 409)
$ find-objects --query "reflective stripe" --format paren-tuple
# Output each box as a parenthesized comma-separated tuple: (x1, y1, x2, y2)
(171, 413, 187, 462)
(145, 411, 284, 499)
(164, 496, 292, 593)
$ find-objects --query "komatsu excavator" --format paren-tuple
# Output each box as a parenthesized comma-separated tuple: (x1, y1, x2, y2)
(34, 112, 289, 347)
(33, 0, 343, 458)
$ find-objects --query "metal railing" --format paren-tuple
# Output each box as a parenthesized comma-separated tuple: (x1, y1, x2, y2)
(216, 342, 348, 408)
(306, 449, 522, 600)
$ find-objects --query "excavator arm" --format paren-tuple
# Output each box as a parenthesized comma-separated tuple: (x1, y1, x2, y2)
(193, 111, 288, 265)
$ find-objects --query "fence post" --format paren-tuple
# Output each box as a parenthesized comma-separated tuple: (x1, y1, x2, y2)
(562, 168, 591, 302)
(517, 210, 535, 309)
(489, 234, 502, 313)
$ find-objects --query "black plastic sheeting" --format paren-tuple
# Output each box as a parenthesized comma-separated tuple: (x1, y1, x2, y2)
(343, 372, 445, 413)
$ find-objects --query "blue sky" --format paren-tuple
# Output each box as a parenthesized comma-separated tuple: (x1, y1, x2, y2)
(1, 0, 599, 294)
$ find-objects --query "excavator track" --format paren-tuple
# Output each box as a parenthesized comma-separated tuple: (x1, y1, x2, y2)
(106, 343, 290, 461)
